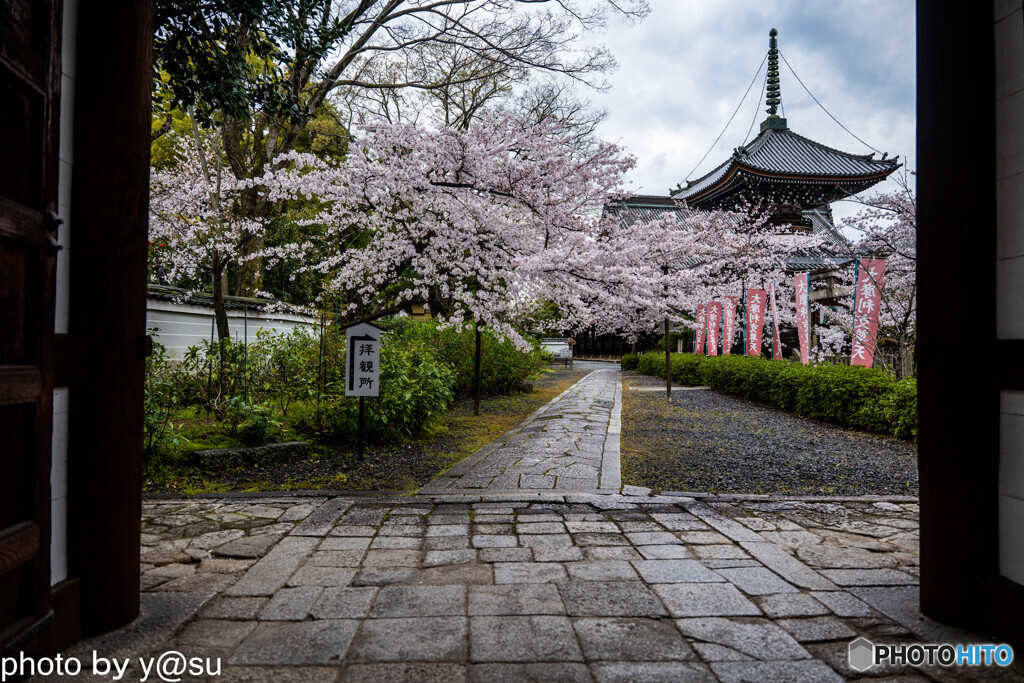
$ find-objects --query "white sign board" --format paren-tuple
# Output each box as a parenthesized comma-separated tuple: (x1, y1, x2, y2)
(345, 322, 381, 397)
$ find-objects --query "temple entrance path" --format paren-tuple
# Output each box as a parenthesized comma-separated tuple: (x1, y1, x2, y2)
(419, 363, 622, 495)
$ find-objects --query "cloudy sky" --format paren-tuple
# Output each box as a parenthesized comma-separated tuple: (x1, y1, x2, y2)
(584, 0, 916, 230)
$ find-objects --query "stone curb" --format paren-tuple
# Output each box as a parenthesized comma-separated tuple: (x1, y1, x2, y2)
(598, 371, 623, 492)
(147, 491, 922, 509)
(192, 441, 310, 471)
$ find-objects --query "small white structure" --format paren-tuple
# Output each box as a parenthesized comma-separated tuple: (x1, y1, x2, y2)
(541, 337, 574, 367)
(540, 337, 572, 357)
(146, 285, 317, 359)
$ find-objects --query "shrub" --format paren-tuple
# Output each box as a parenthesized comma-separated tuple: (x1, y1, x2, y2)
(632, 353, 917, 440)
(793, 364, 892, 432)
(620, 353, 639, 371)
(387, 319, 545, 398)
(143, 333, 184, 461)
(755, 362, 800, 412)
(670, 353, 708, 386)
(879, 378, 918, 440)
(637, 351, 666, 377)
(238, 405, 281, 445)
(155, 317, 541, 450)
(322, 335, 455, 443)
(248, 328, 319, 416)
(222, 396, 282, 445)
(179, 337, 254, 417)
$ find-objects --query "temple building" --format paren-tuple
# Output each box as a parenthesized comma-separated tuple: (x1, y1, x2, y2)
(620, 28, 899, 261)
(595, 28, 902, 358)
(676, 28, 899, 228)
(672, 35, 898, 225)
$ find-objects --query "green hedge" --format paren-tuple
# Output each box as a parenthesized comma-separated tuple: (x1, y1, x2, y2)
(633, 352, 917, 440)
(620, 353, 639, 371)
(636, 351, 665, 377)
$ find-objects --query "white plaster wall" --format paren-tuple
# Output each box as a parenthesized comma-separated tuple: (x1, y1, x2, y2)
(50, 0, 78, 587)
(996, 0, 1024, 587)
(146, 300, 316, 360)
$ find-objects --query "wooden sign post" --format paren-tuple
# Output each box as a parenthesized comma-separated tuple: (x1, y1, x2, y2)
(345, 322, 381, 461)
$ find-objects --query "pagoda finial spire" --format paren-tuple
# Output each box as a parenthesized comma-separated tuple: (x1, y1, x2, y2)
(766, 28, 781, 116)
(759, 28, 787, 132)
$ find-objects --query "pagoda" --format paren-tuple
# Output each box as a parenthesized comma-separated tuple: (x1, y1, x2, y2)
(671, 28, 900, 229)
(593, 28, 903, 356)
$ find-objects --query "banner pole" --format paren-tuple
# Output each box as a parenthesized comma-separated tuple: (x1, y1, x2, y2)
(474, 322, 482, 416)
(852, 259, 860, 345)
(741, 287, 747, 355)
(806, 273, 812, 362)
(664, 317, 671, 400)
(693, 305, 698, 353)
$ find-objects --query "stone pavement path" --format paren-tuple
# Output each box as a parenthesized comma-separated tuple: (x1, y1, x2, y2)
(49, 492, 1024, 682)
(419, 368, 622, 495)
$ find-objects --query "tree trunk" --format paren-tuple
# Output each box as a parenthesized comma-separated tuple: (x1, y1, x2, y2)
(211, 251, 230, 341)
(233, 181, 273, 297)
(474, 322, 482, 416)
(235, 238, 264, 297)
(664, 317, 671, 400)
(900, 335, 914, 379)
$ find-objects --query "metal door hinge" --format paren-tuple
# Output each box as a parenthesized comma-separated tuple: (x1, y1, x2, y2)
(45, 212, 64, 256)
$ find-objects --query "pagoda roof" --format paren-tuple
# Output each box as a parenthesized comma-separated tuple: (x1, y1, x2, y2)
(604, 194, 692, 225)
(672, 125, 900, 209)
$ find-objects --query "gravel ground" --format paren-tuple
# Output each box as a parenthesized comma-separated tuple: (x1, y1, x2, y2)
(152, 366, 593, 494)
(621, 372, 918, 496)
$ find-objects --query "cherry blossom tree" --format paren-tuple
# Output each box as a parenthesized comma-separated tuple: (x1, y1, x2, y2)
(260, 118, 825, 357)
(809, 174, 917, 376)
(154, 0, 650, 296)
(151, 113, 694, 348)
(596, 200, 823, 354)
(149, 136, 265, 340)
(255, 113, 649, 349)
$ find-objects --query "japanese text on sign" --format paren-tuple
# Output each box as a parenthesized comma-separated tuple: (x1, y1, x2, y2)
(346, 323, 381, 397)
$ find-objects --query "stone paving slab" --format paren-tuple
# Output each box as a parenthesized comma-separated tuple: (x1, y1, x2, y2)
(45, 494, 1024, 682)
(420, 369, 622, 494)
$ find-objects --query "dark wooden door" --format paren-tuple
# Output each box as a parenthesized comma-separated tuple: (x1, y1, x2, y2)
(0, 0, 61, 651)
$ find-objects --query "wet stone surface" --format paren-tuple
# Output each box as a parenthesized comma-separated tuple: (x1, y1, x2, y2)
(420, 369, 621, 494)
(54, 494, 1021, 681)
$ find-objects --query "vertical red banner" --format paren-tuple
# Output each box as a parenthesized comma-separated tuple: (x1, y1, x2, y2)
(694, 303, 707, 354)
(745, 289, 766, 356)
(851, 258, 887, 367)
(707, 301, 722, 356)
(722, 296, 738, 355)
(794, 272, 811, 365)
(769, 283, 782, 360)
